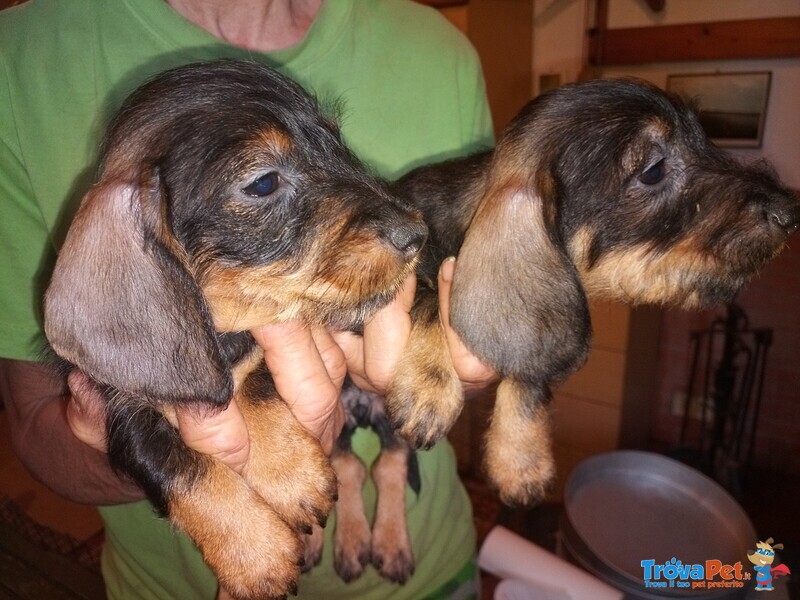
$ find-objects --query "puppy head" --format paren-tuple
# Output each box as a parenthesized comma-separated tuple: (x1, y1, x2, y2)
(451, 78, 798, 383)
(530, 78, 799, 308)
(44, 60, 425, 403)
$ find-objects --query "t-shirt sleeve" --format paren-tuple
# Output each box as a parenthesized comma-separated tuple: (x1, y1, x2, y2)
(457, 47, 495, 154)
(0, 54, 54, 361)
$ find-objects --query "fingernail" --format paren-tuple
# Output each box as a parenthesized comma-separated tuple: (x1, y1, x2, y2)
(439, 257, 456, 283)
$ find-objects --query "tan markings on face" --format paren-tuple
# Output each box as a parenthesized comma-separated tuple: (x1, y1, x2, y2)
(567, 226, 595, 269)
(199, 218, 414, 331)
(315, 224, 418, 304)
(248, 128, 294, 155)
(621, 119, 671, 173)
(570, 227, 721, 308)
(200, 260, 307, 331)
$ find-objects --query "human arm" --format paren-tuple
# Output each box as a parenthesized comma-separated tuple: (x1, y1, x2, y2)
(0, 358, 145, 504)
(0, 318, 349, 507)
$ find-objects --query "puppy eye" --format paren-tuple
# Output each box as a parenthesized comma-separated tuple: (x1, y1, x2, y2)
(639, 158, 666, 185)
(242, 172, 280, 197)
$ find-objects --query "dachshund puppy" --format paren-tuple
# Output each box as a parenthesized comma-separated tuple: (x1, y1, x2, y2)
(43, 60, 427, 600)
(385, 78, 800, 506)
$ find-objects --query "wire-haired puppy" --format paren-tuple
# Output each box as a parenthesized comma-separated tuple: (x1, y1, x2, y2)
(386, 78, 799, 505)
(43, 60, 426, 600)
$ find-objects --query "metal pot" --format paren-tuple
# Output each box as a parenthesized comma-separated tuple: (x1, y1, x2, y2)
(562, 451, 756, 599)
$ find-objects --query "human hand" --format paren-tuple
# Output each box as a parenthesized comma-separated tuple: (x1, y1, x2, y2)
(66, 370, 251, 472)
(333, 261, 497, 397)
(251, 321, 347, 455)
(437, 256, 497, 395)
(216, 587, 234, 600)
(65, 370, 109, 453)
(332, 274, 416, 394)
(68, 319, 348, 470)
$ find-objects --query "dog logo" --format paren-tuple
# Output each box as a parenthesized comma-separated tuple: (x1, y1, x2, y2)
(748, 538, 791, 591)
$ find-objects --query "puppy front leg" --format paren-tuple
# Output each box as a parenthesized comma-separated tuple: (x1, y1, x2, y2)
(385, 288, 463, 449)
(169, 457, 304, 600)
(484, 379, 555, 506)
(236, 381, 338, 535)
(106, 398, 303, 600)
(302, 523, 325, 573)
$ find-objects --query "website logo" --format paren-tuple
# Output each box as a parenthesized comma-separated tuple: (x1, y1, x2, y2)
(640, 558, 749, 591)
(641, 538, 792, 592)
(747, 538, 791, 592)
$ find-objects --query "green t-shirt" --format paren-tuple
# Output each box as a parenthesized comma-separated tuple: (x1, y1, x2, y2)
(0, 0, 493, 598)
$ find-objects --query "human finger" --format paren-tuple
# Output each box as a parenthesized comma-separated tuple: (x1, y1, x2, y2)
(174, 399, 250, 474)
(65, 370, 108, 453)
(252, 321, 343, 451)
(359, 273, 415, 393)
(438, 257, 497, 392)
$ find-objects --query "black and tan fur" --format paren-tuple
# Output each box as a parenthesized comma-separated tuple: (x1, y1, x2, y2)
(43, 60, 427, 600)
(386, 78, 800, 506)
(303, 381, 419, 584)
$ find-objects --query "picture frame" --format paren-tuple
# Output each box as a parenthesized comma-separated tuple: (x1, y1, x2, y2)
(666, 72, 772, 148)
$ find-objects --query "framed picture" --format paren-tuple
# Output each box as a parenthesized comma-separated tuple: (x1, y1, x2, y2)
(667, 72, 771, 148)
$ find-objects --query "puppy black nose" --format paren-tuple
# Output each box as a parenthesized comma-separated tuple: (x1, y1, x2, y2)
(386, 222, 428, 258)
(769, 203, 800, 236)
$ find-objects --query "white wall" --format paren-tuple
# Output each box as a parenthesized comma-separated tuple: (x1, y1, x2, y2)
(533, 0, 589, 89)
(532, 0, 800, 187)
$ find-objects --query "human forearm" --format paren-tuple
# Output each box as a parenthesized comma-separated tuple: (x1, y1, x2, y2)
(0, 358, 144, 505)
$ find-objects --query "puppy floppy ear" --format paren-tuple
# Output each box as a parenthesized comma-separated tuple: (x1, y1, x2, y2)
(449, 156, 591, 384)
(44, 172, 232, 406)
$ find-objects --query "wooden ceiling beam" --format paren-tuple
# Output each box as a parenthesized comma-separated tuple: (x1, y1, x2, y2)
(589, 16, 800, 66)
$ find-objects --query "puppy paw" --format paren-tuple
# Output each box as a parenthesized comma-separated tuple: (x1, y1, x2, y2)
(333, 522, 371, 583)
(241, 397, 338, 533)
(302, 524, 325, 573)
(485, 438, 555, 506)
(383, 296, 464, 449)
(371, 526, 414, 584)
(170, 460, 304, 600)
(385, 354, 463, 449)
